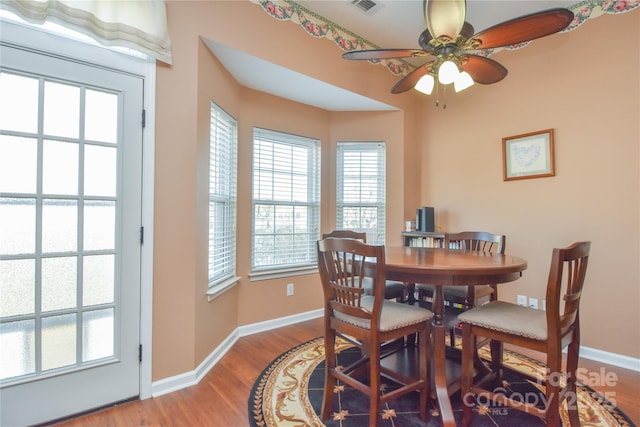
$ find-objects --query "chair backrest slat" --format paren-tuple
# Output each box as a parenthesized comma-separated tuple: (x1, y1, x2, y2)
(545, 242, 591, 335)
(445, 231, 505, 255)
(322, 229, 367, 243)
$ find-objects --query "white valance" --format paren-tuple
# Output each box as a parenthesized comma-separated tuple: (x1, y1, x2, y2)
(0, 0, 172, 64)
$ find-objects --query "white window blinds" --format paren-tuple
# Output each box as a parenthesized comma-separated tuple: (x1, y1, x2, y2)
(252, 128, 320, 271)
(336, 142, 386, 245)
(209, 103, 237, 288)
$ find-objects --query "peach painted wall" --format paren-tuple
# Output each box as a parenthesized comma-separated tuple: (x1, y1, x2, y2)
(419, 11, 640, 358)
(154, 1, 421, 379)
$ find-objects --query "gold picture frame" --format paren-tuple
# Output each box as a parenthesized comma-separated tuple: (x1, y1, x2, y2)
(502, 129, 555, 181)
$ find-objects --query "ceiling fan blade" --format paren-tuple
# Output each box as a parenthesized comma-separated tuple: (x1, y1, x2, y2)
(343, 49, 433, 61)
(472, 8, 574, 50)
(424, 0, 466, 39)
(391, 62, 435, 94)
(460, 55, 508, 84)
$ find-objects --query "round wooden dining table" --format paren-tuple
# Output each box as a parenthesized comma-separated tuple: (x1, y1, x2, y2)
(384, 246, 528, 427)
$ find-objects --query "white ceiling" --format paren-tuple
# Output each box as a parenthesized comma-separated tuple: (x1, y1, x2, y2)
(207, 0, 576, 111)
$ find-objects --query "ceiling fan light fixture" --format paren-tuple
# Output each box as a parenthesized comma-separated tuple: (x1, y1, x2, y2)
(415, 74, 435, 95)
(438, 60, 458, 84)
(454, 71, 474, 92)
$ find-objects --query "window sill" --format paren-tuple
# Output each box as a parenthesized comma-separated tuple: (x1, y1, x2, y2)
(207, 276, 241, 301)
(249, 266, 318, 282)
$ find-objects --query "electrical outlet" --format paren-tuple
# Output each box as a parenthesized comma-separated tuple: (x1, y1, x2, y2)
(286, 283, 294, 296)
(517, 295, 527, 306)
(529, 298, 539, 309)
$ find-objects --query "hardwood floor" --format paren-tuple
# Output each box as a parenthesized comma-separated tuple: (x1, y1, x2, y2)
(51, 317, 639, 426)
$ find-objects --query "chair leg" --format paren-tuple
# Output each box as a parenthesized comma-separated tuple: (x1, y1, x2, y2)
(489, 339, 504, 387)
(566, 335, 581, 427)
(321, 329, 337, 420)
(418, 326, 430, 421)
(369, 341, 382, 426)
(545, 357, 563, 427)
(461, 324, 475, 427)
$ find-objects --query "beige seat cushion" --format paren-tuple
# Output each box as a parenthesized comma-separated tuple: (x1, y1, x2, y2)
(360, 277, 406, 299)
(335, 296, 433, 332)
(457, 301, 547, 340)
(444, 284, 493, 299)
(417, 284, 493, 300)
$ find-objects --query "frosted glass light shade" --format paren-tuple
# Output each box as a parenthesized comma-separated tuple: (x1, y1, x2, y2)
(425, 0, 466, 39)
(415, 74, 435, 95)
(454, 71, 474, 92)
(438, 60, 458, 84)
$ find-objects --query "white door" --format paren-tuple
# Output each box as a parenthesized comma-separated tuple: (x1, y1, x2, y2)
(0, 37, 143, 426)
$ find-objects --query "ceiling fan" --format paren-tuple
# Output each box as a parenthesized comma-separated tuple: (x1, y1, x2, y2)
(343, 0, 574, 96)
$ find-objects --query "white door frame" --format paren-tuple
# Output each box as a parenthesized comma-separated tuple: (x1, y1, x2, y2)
(0, 17, 155, 400)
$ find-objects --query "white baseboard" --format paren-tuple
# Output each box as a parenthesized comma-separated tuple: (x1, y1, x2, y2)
(579, 345, 640, 372)
(237, 309, 323, 337)
(150, 309, 323, 397)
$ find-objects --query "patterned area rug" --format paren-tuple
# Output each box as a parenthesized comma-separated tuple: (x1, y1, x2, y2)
(249, 337, 635, 427)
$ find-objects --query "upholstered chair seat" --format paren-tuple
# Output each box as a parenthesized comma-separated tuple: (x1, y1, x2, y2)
(335, 295, 434, 331)
(458, 301, 547, 340)
(360, 277, 408, 300)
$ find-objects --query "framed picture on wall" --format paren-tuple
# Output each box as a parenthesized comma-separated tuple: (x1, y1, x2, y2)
(502, 129, 555, 181)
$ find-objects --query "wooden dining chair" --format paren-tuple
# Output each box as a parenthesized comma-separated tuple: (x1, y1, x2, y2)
(415, 231, 505, 344)
(459, 241, 591, 427)
(416, 231, 505, 309)
(316, 237, 433, 424)
(323, 230, 407, 301)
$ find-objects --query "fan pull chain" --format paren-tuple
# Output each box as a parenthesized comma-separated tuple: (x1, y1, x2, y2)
(434, 82, 447, 109)
(443, 84, 447, 109)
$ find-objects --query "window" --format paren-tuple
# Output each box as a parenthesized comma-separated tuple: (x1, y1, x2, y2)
(208, 103, 237, 291)
(252, 128, 320, 274)
(336, 142, 386, 244)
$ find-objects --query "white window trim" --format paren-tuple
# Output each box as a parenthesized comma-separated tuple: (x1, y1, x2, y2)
(208, 102, 238, 297)
(336, 141, 386, 245)
(251, 128, 321, 274)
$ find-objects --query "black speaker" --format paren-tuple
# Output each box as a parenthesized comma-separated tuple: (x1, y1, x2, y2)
(416, 207, 435, 232)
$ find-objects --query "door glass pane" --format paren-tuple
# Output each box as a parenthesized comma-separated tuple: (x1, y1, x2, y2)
(0, 135, 37, 194)
(42, 314, 77, 371)
(84, 200, 115, 251)
(85, 90, 117, 144)
(0, 72, 39, 134)
(41, 257, 77, 312)
(0, 320, 35, 379)
(83, 309, 114, 362)
(83, 255, 114, 306)
(84, 145, 117, 197)
(43, 81, 80, 139)
(42, 199, 77, 253)
(43, 139, 78, 195)
(0, 259, 35, 317)
(0, 198, 36, 255)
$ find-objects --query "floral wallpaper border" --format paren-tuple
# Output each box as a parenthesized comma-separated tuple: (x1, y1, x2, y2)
(252, 0, 639, 76)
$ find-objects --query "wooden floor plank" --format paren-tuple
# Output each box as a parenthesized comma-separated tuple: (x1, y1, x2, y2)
(50, 317, 639, 426)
